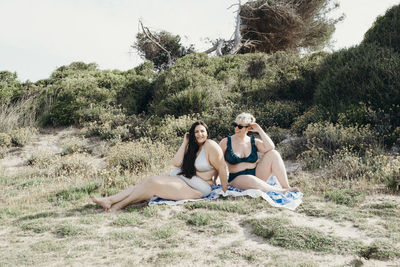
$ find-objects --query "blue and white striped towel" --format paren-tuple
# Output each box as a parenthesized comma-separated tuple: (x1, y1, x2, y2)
(149, 176, 303, 210)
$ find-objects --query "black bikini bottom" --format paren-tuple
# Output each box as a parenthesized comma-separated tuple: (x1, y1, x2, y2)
(228, 168, 256, 183)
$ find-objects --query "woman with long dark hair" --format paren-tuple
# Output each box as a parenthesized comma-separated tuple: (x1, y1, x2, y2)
(92, 121, 228, 212)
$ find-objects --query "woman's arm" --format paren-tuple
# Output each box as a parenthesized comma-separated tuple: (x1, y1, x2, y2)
(171, 133, 189, 167)
(249, 123, 275, 153)
(207, 140, 228, 192)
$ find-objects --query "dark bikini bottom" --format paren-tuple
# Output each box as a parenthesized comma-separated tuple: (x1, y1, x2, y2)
(228, 168, 256, 183)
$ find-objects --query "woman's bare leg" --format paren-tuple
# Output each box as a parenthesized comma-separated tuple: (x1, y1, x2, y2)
(108, 175, 203, 212)
(230, 175, 297, 193)
(91, 185, 136, 210)
(255, 150, 291, 188)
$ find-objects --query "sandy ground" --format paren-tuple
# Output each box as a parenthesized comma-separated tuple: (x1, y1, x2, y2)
(0, 127, 399, 266)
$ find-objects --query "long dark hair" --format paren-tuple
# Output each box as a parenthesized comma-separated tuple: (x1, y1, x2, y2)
(179, 121, 209, 178)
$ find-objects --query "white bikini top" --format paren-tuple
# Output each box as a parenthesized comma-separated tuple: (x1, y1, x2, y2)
(194, 146, 214, 172)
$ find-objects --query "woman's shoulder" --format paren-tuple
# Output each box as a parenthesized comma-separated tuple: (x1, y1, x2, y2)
(219, 137, 228, 145)
(204, 140, 223, 152)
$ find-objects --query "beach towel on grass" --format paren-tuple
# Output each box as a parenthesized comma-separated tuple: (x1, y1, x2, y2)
(149, 176, 303, 211)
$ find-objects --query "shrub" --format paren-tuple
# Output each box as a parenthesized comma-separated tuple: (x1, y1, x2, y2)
(117, 75, 153, 114)
(313, 44, 400, 129)
(0, 146, 7, 159)
(151, 114, 200, 145)
(384, 156, 400, 192)
(291, 105, 327, 135)
(363, 4, 400, 54)
(322, 148, 398, 186)
(203, 101, 240, 140)
(249, 101, 303, 129)
(240, 51, 327, 105)
(303, 122, 376, 156)
(55, 153, 96, 177)
(0, 133, 11, 147)
(80, 106, 130, 143)
(107, 138, 173, 174)
(0, 71, 21, 104)
(10, 127, 38, 147)
(337, 103, 397, 146)
(61, 136, 87, 155)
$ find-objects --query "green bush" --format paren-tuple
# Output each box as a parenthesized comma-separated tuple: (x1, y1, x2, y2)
(291, 105, 327, 135)
(80, 106, 129, 142)
(337, 103, 397, 145)
(363, 4, 400, 54)
(241, 51, 327, 105)
(249, 101, 302, 129)
(298, 122, 378, 170)
(322, 148, 396, 185)
(303, 122, 376, 156)
(0, 71, 21, 104)
(151, 114, 200, 145)
(203, 101, 240, 140)
(313, 44, 400, 132)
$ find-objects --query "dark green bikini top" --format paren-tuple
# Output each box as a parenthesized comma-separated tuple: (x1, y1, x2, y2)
(224, 136, 258, 165)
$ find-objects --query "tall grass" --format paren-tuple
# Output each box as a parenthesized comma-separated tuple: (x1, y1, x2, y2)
(0, 96, 40, 132)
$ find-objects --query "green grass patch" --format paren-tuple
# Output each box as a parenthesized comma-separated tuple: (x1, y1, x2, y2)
(111, 213, 143, 227)
(30, 240, 66, 253)
(152, 225, 177, 240)
(324, 189, 365, 207)
(246, 217, 361, 254)
(185, 200, 248, 214)
(359, 241, 400, 260)
(186, 212, 214, 226)
(20, 220, 52, 233)
(146, 250, 186, 265)
(19, 211, 58, 221)
(54, 223, 89, 238)
(362, 202, 400, 217)
(49, 183, 99, 205)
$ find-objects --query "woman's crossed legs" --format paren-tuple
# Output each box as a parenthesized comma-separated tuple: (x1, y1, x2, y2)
(92, 175, 203, 212)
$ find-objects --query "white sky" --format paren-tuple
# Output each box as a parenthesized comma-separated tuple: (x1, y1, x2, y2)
(0, 0, 399, 82)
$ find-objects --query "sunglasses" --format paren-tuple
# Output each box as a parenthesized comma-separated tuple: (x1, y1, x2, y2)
(232, 122, 249, 129)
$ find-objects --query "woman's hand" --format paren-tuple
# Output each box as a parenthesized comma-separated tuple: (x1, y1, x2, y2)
(248, 123, 263, 133)
(183, 132, 189, 144)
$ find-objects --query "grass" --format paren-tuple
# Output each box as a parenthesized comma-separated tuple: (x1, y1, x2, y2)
(324, 188, 366, 207)
(246, 217, 361, 254)
(111, 212, 143, 227)
(1, 127, 399, 266)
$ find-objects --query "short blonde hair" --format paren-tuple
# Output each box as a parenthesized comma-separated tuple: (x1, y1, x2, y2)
(235, 112, 255, 124)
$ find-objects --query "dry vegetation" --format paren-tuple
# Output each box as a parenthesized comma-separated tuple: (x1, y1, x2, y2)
(0, 128, 399, 266)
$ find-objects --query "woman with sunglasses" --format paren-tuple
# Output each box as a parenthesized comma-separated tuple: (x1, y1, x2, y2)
(219, 113, 299, 193)
(92, 121, 228, 212)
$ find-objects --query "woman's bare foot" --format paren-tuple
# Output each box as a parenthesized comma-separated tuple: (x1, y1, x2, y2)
(91, 195, 111, 211)
(108, 203, 122, 213)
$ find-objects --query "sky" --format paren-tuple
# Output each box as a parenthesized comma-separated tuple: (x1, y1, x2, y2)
(0, 0, 399, 82)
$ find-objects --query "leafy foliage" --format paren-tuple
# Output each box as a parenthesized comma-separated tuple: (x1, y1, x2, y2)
(133, 30, 195, 70)
(239, 0, 341, 53)
(363, 4, 400, 54)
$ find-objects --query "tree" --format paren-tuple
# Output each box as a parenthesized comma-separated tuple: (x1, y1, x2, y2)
(132, 21, 195, 70)
(238, 0, 341, 54)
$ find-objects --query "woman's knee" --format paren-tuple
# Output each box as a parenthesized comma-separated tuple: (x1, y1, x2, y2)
(264, 149, 281, 160)
(142, 176, 161, 188)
